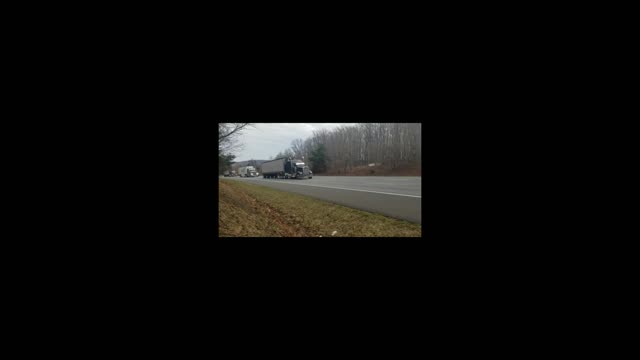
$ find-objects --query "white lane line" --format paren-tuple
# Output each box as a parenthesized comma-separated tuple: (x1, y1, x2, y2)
(258, 180, 421, 198)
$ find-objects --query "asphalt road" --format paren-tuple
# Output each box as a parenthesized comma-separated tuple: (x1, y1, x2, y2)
(222, 176, 421, 224)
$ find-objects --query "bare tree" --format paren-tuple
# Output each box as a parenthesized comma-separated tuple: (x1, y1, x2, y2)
(291, 138, 305, 159)
(283, 149, 295, 159)
(278, 123, 420, 174)
(219, 123, 253, 153)
(219, 123, 252, 142)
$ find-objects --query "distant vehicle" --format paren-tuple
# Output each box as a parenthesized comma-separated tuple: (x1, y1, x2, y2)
(261, 158, 312, 179)
(239, 166, 257, 177)
(231, 170, 237, 177)
(223, 170, 230, 177)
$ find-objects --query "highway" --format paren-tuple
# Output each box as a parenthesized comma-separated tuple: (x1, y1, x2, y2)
(222, 176, 421, 224)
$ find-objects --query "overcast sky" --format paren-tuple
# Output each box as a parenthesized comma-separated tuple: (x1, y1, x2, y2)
(232, 123, 356, 162)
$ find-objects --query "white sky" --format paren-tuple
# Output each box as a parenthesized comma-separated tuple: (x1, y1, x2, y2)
(232, 123, 356, 162)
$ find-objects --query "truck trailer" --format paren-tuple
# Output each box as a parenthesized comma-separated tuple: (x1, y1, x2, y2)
(261, 158, 312, 179)
(238, 166, 257, 177)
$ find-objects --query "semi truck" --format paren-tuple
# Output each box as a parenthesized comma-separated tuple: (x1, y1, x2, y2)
(238, 166, 257, 177)
(261, 158, 312, 179)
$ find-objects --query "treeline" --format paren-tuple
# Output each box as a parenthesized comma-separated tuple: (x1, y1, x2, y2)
(275, 123, 421, 174)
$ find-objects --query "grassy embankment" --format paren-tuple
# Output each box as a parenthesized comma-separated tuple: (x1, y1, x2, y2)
(321, 163, 421, 176)
(219, 180, 421, 237)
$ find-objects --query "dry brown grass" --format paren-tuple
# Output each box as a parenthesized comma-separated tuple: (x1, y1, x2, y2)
(218, 180, 421, 237)
(321, 164, 421, 176)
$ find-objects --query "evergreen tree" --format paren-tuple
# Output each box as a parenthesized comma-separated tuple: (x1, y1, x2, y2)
(309, 144, 328, 173)
(218, 153, 236, 174)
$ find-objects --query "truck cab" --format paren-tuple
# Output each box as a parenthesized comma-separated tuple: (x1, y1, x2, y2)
(240, 166, 257, 177)
(294, 162, 312, 179)
(285, 160, 312, 179)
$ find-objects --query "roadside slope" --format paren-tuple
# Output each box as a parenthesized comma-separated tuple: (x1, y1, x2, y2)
(322, 163, 421, 176)
(219, 180, 421, 237)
